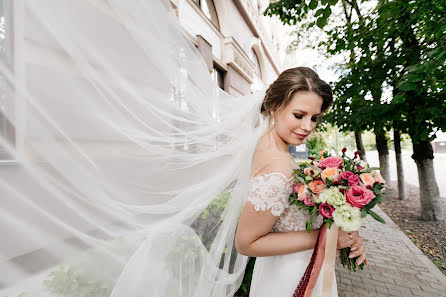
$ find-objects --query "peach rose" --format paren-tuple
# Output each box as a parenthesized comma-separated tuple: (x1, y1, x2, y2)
(372, 171, 387, 186)
(308, 180, 325, 194)
(298, 185, 309, 201)
(293, 183, 303, 193)
(359, 173, 375, 187)
(321, 167, 340, 184)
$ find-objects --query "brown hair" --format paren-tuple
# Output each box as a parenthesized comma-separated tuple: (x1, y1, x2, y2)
(260, 67, 333, 116)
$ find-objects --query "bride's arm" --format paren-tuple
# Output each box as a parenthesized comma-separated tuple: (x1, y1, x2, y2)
(235, 201, 320, 257)
(235, 159, 320, 257)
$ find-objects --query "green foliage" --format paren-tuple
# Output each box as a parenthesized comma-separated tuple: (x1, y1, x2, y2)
(200, 190, 231, 219)
(43, 237, 141, 297)
(44, 265, 108, 297)
(306, 133, 328, 155)
(266, 0, 446, 162)
(235, 257, 256, 296)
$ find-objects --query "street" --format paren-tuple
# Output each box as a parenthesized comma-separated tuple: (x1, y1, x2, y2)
(366, 150, 446, 198)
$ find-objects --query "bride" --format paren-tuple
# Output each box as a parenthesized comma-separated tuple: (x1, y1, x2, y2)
(236, 67, 369, 297)
(0, 1, 367, 297)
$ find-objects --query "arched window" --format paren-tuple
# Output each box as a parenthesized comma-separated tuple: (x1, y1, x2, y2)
(193, 0, 220, 29)
(251, 49, 262, 78)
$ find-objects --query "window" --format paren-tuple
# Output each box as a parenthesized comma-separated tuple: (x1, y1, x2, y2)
(193, 0, 220, 29)
(251, 49, 262, 78)
(212, 65, 224, 90)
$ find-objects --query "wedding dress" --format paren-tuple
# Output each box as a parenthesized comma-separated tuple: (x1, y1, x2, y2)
(247, 172, 338, 297)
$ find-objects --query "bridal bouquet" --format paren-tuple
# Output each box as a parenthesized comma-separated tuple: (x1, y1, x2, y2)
(289, 148, 386, 271)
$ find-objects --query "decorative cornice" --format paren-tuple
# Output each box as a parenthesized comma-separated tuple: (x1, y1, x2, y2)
(233, 0, 281, 74)
(223, 37, 254, 83)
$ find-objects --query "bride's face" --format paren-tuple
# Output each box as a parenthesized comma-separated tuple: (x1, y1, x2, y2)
(273, 91, 323, 146)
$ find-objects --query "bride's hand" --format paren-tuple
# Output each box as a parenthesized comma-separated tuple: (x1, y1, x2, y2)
(336, 229, 356, 249)
(337, 230, 370, 266)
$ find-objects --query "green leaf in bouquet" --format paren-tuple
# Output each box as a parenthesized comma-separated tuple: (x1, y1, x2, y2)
(306, 220, 311, 233)
(325, 218, 333, 229)
(366, 209, 386, 224)
(364, 196, 381, 210)
(294, 167, 306, 175)
(307, 163, 321, 172)
(295, 175, 306, 184)
(368, 167, 381, 171)
(361, 208, 367, 218)
(325, 177, 332, 187)
(374, 183, 384, 191)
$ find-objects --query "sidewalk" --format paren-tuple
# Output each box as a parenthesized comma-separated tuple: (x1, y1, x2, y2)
(335, 206, 446, 297)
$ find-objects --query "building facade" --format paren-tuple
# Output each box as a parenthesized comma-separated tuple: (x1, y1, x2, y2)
(170, 0, 283, 96)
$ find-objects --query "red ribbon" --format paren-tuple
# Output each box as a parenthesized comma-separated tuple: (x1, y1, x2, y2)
(293, 223, 327, 297)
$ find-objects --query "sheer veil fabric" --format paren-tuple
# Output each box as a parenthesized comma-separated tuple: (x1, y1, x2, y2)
(0, 0, 271, 296)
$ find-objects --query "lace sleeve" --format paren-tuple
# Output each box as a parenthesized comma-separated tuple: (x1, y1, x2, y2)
(247, 172, 294, 217)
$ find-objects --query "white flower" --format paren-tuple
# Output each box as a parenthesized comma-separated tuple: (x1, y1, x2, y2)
(332, 204, 364, 232)
(319, 187, 346, 208)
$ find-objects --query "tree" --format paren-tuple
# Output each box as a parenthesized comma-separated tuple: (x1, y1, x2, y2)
(266, 0, 446, 220)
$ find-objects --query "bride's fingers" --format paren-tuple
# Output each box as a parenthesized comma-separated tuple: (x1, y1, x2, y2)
(349, 243, 364, 258)
(350, 237, 362, 251)
(355, 252, 366, 265)
(364, 258, 371, 266)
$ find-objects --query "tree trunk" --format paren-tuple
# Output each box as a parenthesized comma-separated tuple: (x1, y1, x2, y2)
(375, 129, 390, 183)
(393, 129, 406, 200)
(354, 131, 367, 162)
(412, 139, 443, 221)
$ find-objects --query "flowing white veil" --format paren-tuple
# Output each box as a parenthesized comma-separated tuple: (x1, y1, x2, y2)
(0, 0, 271, 296)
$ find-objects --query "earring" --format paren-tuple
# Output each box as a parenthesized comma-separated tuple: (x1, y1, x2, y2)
(272, 117, 275, 126)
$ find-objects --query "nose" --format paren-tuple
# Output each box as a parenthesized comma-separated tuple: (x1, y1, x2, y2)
(301, 117, 313, 133)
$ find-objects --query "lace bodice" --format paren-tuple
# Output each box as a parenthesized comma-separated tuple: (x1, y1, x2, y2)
(248, 172, 323, 232)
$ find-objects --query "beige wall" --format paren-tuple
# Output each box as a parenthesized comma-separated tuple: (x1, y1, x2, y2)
(173, 0, 283, 96)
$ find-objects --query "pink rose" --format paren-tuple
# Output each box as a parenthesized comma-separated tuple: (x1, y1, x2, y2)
(308, 180, 325, 194)
(359, 173, 375, 187)
(321, 167, 340, 184)
(345, 185, 375, 208)
(318, 156, 344, 169)
(304, 194, 316, 206)
(340, 171, 360, 186)
(293, 183, 303, 194)
(319, 203, 335, 218)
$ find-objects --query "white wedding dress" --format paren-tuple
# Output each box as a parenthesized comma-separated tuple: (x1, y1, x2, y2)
(247, 172, 338, 297)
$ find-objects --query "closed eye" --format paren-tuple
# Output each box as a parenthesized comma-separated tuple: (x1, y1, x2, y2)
(294, 114, 318, 122)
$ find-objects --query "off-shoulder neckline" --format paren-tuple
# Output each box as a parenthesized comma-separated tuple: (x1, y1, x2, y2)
(250, 172, 294, 182)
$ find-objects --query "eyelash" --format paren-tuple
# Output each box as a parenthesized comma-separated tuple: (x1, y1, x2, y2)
(294, 114, 318, 122)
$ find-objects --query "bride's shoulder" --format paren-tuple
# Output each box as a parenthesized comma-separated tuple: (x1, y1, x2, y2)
(251, 149, 295, 180)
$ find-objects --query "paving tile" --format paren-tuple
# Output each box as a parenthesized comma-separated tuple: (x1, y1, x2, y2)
(334, 206, 446, 297)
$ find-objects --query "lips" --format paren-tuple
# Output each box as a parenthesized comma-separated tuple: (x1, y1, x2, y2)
(294, 133, 308, 139)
